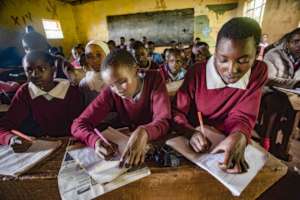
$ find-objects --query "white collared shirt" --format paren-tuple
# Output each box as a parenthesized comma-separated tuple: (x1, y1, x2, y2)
(28, 79, 70, 101)
(206, 56, 251, 90)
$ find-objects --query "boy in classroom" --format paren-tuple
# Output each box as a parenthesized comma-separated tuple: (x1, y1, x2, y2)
(79, 40, 110, 105)
(71, 49, 171, 167)
(71, 44, 85, 68)
(118, 37, 127, 50)
(172, 17, 268, 174)
(132, 41, 159, 70)
(0, 50, 84, 151)
(147, 41, 164, 65)
(160, 48, 186, 82)
(107, 40, 117, 52)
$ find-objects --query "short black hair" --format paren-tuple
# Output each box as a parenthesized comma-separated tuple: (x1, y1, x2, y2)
(286, 28, 300, 42)
(129, 38, 135, 42)
(101, 49, 136, 71)
(22, 31, 50, 51)
(216, 17, 261, 47)
(147, 41, 155, 46)
(120, 37, 125, 40)
(23, 50, 55, 67)
(132, 41, 145, 50)
(107, 40, 116, 45)
(167, 48, 182, 58)
(195, 41, 209, 48)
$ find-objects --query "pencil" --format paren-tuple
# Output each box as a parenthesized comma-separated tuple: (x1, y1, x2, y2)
(197, 112, 205, 134)
(11, 129, 34, 142)
(94, 128, 111, 146)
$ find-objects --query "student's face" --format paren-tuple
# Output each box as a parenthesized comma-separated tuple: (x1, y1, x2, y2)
(214, 37, 257, 84)
(262, 34, 268, 43)
(133, 47, 149, 68)
(101, 65, 139, 99)
(287, 33, 300, 58)
(108, 43, 116, 51)
(148, 44, 155, 54)
(72, 48, 84, 60)
(194, 46, 209, 62)
(23, 59, 55, 90)
(85, 44, 105, 72)
(167, 54, 183, 74)
(184, 48, 192, 59)
(120, 38, 125, 44)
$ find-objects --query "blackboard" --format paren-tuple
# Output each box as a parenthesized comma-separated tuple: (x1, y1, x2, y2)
(107, 8, 194, 46)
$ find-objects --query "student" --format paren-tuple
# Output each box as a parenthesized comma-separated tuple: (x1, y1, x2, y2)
(170, 40, 177, 49)
(79, 40, 109, 105)
(147, 41, 164, 65)
(257, 34, 269, 60)
(194, 37, 201, 44)
(132, 41, 159, 70)
(161, 48, 186, 82)
(71, 49, 171, 167)
(0, 51, 84, 150)
(256, 28, 300, 157)
(191, 41, 211, 65)
(183, 45, 193, 69)
(127, 38, 135, 54)
(118, 37, 127, 50)
(172, 17, 267, 174)
(107, 40, 117, 52)
(71, 44, 85, 68)
(142, 36, 148, 46)
(22, 31, 70, 79)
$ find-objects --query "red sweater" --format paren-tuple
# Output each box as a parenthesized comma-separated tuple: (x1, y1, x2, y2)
(71, 71, 171, 148)
(0, 83, 84, 145)
(172, 61, 268, 139)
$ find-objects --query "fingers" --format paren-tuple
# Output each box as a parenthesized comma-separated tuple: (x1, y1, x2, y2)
(218, 150, 233, 170)
(119, 147, 130, 168)
(190, 133, 210, 153)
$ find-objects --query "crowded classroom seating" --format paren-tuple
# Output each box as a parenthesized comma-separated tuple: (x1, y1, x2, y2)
(0, 0, 300, 199)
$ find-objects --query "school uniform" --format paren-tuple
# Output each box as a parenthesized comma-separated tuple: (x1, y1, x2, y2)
(160, 64, 186, 82)
(0, 79, 84, 145)
(71, 70, 171, 148)
(172, 56, 268, 140)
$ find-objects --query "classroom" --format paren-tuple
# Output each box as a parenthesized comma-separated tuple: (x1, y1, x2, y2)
(0, 0, 300, 199)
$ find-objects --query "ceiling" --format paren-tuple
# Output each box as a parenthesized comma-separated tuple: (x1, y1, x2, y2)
(58, 0, 105, 5)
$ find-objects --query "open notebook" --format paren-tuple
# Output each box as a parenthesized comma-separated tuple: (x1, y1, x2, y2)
(0, 139, 61, 176)
(273, 86, 300, 95)
(166, 127, 268, 196)
(67, 127, 150, 196)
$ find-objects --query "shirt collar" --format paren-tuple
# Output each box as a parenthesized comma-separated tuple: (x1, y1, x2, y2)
(206, 56, 251, 90)
(28, 79, 70, 101)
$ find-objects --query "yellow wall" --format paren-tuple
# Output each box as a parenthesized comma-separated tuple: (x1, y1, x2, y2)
(261, 0, 300, 43)
(0, 0, 79, 56)
(72, 0, 240, 49)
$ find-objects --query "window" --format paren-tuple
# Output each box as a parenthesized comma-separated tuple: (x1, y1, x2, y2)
(42, 19, 64, 39)
(244, 0, 266, 24)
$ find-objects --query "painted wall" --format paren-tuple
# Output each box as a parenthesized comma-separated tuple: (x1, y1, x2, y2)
(261, 0, 300, 43)
(0, 0, 79, 56)
(72, 0, 241, 48)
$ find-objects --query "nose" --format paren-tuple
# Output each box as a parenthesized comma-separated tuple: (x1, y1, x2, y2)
(228, 61, 238, 75)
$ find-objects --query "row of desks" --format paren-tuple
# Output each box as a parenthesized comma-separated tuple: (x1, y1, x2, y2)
(0, 137, 297, 200)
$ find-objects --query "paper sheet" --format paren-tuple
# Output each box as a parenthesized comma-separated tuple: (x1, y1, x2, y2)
(166, 136, 268, 196)
(0, 139, 61, 176)
(58, 151, 151, 200)
(273, 86, 300, 95)
(68, 127, 150, 185)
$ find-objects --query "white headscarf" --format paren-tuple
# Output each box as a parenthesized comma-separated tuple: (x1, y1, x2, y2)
(85, 40, 110, 56)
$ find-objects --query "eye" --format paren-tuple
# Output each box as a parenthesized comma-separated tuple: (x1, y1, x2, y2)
(237, 57, 250, 64)
(218, 57, 228, 63)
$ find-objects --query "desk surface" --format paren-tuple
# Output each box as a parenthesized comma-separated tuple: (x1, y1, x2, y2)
(0, 138, 295, 200)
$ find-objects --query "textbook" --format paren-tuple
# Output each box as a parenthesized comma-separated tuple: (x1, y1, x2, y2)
(67, 127, 150, 197)
(0, 139, 61, 176)
(166, 126, 268, 196)
(273, 86, 300, 95)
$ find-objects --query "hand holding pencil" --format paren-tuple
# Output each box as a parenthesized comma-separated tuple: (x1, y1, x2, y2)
(10, 130, 34, 153)
(189, 112, 211, 153)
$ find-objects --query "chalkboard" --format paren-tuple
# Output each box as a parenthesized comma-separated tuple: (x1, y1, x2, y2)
(107, 8, 194, 46)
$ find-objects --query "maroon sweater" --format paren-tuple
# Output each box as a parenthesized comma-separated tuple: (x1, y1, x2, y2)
(71, 71, 171, 148)
(172, 61, 268, 140)
(0, 83, 84, 145)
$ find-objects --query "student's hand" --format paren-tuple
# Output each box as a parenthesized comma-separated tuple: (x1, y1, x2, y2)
(189, 132, 211, 153)
(120, 127, 149, 168)
(95, 139, 118, 160)
(11, 138, 32, 153)
(211, 132, 249, 174)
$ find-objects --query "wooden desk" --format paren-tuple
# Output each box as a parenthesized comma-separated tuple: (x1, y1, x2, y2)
(0, 138, 293, 200)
